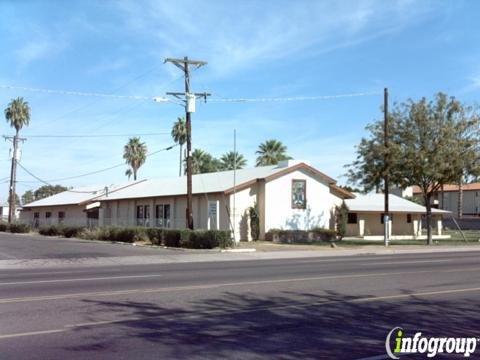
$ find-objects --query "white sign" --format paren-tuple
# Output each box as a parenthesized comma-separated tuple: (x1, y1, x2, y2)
(208, 200, 219, 230)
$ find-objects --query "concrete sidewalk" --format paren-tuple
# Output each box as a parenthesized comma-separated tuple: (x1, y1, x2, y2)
(1, 243, 480, 269)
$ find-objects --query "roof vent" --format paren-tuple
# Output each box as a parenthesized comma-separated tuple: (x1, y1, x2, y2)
(276, 159, 310, 168)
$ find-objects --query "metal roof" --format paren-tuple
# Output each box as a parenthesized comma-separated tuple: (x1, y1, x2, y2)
(22, 183, 139, 208)
(96, 161, 334, 201)
(345, 193, 451, 214)
(22, 161, 340, 207)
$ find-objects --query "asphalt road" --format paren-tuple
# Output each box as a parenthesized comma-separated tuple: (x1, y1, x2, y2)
(1, 235, 480, 359)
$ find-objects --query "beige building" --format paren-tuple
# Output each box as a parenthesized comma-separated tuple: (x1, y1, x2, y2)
(20, 161, 353, 242)
(344, 193, 451, 240)
(412, 184, 480, 216)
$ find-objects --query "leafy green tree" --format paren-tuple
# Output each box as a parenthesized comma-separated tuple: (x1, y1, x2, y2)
(219, 151, 247, 171)
(335, 202, 349, 240)
(255, 139, 291, 166)
(21, 185, 68, 205)
(123, 137, 147, 181)
(187, 149, 220, 174)
(347, 93, 480, 245)
(171, 117, 187, 176)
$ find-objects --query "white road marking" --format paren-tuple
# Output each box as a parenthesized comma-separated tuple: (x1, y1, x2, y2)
(0, 274, 164, 286)
(361, 259, 452, 266)
(1, 266, 480, 304)
(2, 285, 480, 341)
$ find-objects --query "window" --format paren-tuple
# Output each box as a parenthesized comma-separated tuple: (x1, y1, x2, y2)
(291, 179, 307, 209)
(58, 211, 65, 224)
(136, 205, 150, 226)
(155, 204, 171, 228)
(33, 212, 40, 228)
(45, 212, 51, 218)
(347, 213, 358, 224)
(407, 214, 412, 223)
(380, 213, 393, 224)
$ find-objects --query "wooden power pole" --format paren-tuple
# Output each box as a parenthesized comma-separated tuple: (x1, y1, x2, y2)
(4, 134, 25, 223)
(165, 56, 210, 229)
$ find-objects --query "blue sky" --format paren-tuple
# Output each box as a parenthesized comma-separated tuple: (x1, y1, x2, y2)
(1, 0, 480, 200)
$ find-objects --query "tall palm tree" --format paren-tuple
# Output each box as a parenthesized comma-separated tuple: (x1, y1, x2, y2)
(171, 117, 187, 176)
(5, 97, 30, 223)
(5, 97, 30, 136)
(123, 137, 147, 181)
(187, 149, 220, 174)
(255, 139, 291, 166)
(219, 151, 247, 171)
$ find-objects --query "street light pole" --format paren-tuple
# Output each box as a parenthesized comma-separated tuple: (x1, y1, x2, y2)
(384, 87, 389, 247)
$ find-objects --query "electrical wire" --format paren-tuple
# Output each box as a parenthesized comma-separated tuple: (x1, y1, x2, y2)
(21, 132, 170, 139)
(15, 144, 178, 184)
(208, 91, 381, 103)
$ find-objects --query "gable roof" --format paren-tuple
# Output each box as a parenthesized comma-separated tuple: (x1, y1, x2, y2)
(21, 161, 354, 208)
(345, 193, 450, 214)
(97, 162, 345, 202)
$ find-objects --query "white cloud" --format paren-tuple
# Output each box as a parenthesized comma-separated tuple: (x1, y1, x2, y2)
(15, 34, 67, 68)
(115, 0, 433, 78)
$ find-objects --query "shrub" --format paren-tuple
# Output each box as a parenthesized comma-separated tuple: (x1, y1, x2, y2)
(61, 226, 85, 238)
(114, 227, 147, 243)
(335, 202, 348, 239)
(145, 228, 163, 245)
(266, 228, 336, 243)
(186, 230, 232, 249)
(9, 223, 31, 233)
(39, 225, 61, 236)
(163, 229, 182, 247)
(0, 222, 9, 232)
(248, 204, 260, 241)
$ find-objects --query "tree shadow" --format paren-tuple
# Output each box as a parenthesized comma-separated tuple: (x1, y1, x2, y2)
(61, 288, 480, 359)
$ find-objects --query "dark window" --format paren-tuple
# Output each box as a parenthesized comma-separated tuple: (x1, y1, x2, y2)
(33, 212, 40, 219)
(291, 179, 307, 209)
(136, 205, 150, 226)
(347, 213, 358, 224)
(155, 204, 171, 228)
(45, 212, 51, 218)
(58, 211, 65, 224)
(407, 214, 412, 223)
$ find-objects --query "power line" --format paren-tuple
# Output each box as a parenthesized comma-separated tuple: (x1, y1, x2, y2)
(21, 132, 170, 139)
(16, 162, 101, 194)
(16, 144, 178, 184)
(1, 84, 380, 104)
(208, 91, 381, 103)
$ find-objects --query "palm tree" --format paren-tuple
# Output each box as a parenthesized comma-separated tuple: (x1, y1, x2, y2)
(123, 137, 147, 181)
(219, 151, 247, 171)
(5, 97, 30, 223)
(5, 97, 30, 136)
(171, 117, 187, 176)
(255, 139, 291, 166)
(187, 149, 220, 174)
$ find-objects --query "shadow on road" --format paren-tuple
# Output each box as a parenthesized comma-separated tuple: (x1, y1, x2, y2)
(66, 290, 480, 359)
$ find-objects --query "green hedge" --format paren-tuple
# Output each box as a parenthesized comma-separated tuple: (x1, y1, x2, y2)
(8, 223, 31, 233)
(36, 224, 232, 249)
(0, 222, 9, 232)
(266, 228, 336, 243)
(0, 222, 31, 233)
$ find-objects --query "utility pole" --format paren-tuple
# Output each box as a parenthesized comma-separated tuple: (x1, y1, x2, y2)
(383, 87, 389, 247)
(4, 134, 26, 223)
(164, 56, 210, 230)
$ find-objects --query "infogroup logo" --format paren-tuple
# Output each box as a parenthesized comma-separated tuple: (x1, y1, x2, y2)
(385, 327, 478, 358)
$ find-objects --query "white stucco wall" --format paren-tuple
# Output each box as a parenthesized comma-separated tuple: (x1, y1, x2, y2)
(264, 169, 341, 233)
(345, 212, 423, 237)
(20, 204, 88, 226)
